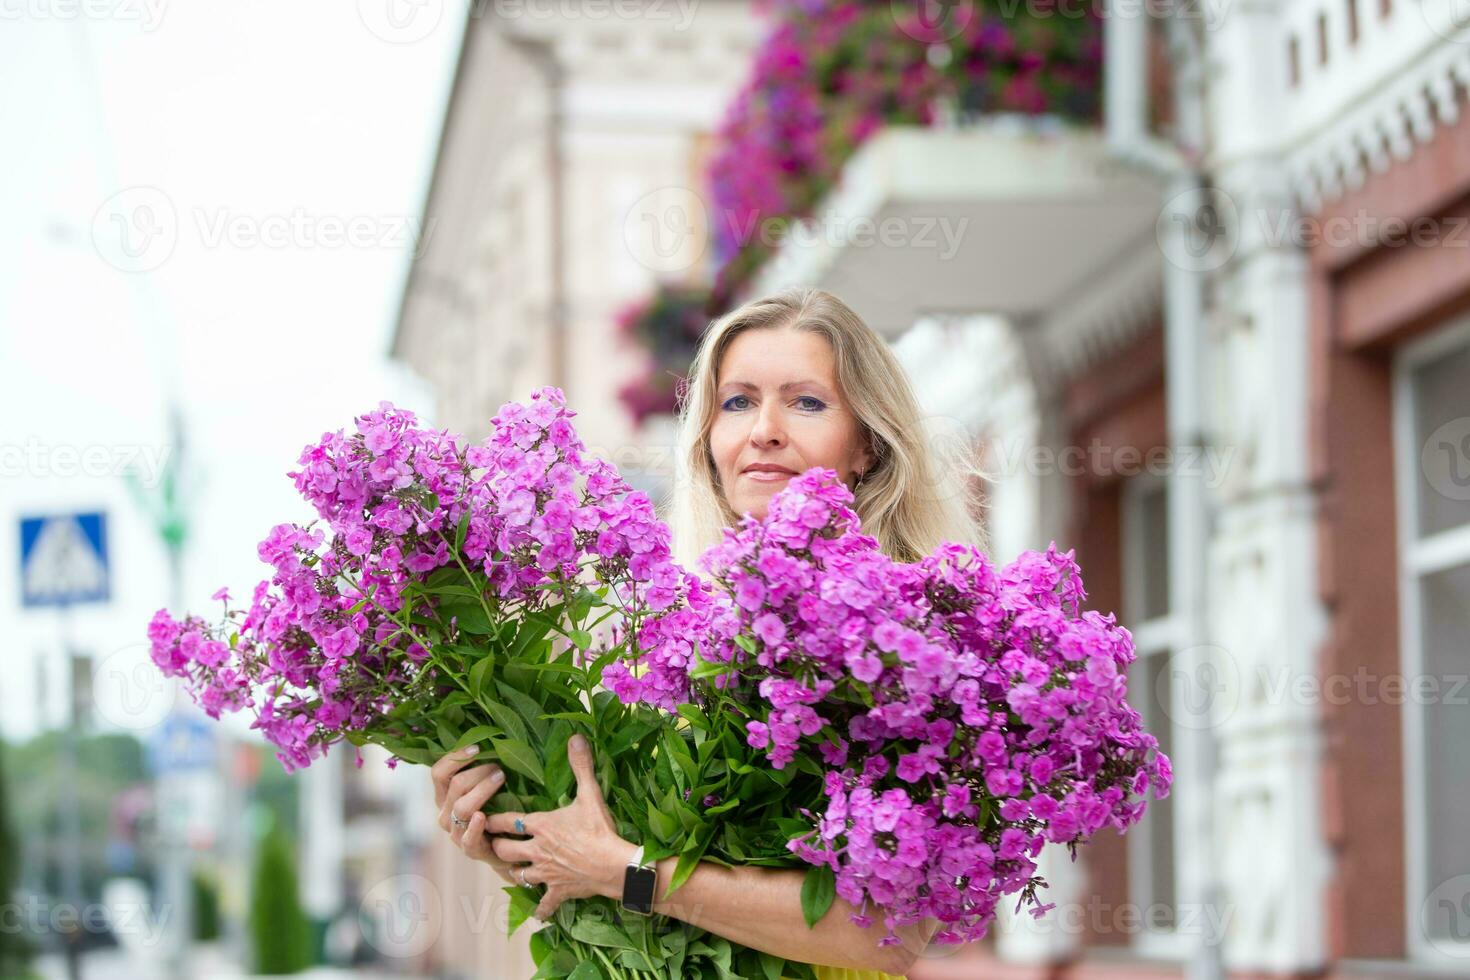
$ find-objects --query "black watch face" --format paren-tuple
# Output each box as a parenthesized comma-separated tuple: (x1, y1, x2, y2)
(623, 865, 656, 915)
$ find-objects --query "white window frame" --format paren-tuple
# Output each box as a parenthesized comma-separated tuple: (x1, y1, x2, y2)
(1121, 473, 1190, 960)
(1392, 314, 1470, 965)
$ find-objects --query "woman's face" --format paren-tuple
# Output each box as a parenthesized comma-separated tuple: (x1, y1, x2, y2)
(709, 327, 873, 521)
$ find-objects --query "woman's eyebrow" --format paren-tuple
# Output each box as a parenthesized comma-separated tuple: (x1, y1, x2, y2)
(721, 380, 833, 395)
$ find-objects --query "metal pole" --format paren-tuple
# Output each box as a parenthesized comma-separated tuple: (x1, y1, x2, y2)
(58, 604, 83, 980)
(161, 546, 193, 980)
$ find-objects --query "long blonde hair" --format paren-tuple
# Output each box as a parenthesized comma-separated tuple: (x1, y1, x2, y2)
(667, 287, 986, 569)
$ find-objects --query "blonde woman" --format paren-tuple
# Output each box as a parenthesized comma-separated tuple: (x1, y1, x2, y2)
(433, 288, 986, 978)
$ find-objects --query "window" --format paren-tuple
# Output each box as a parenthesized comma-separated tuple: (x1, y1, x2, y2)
(1122, 476, 1183, 954)
(1393, 318, 1470, 962)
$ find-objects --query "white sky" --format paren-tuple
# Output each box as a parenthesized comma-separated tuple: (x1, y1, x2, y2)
(0, 2, 465, 740)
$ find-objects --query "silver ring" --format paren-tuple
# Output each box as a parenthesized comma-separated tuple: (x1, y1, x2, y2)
(515, 866, 529, 887)
(451, 813, 469, 829)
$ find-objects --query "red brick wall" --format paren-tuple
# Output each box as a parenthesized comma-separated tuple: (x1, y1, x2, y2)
(1307, 90, 1470, 961)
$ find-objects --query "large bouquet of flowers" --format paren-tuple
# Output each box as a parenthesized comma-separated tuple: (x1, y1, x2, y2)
(147, 389, 820, 978)
(605, 469, 1171, 947)
(147, 390, 1168, 978)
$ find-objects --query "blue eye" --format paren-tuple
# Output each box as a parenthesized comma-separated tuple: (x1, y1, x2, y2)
(720, 394, 826, 412)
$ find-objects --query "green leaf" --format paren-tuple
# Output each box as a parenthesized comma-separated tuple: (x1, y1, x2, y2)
(603, 719, 661, 760)
(569, 628, 592, 651)
(566, 961, 603, 980)
(454, 510, 471, 551)
(733, 634, 758, 655)
(539, 710, 595, 725)
(505, 885, 538, 935)
(758, 952, 786, 980)
(482, 699, 530, 746)
(509, 617, 555, 660)
(542, 720, 574, 801)
(468, 656, 495, 698)
(617, 949, 656, 972)
(676, 704, 709, 730)
(667, 823, 711, 896)
(523, 661, 586, 679)
(491, 737, 544, 786)
(450, 726, 500, 754)
(439, 601, 495, 635)
(799, 864, 836, 929)
(566, 918, 636, 951)
(497, 680, 550, 744)
(646, 800, 678, 843)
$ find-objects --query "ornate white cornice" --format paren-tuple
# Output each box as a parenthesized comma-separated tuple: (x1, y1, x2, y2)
(1281, 8, 1470, 212)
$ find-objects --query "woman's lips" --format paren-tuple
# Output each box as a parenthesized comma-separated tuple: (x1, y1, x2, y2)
(742, 469, 795, 483)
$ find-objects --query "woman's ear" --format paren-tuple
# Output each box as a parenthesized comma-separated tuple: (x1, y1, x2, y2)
(856, 437, 877, 481)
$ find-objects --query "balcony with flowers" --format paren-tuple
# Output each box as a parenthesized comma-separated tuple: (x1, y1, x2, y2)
(617, 0, 1177, 423)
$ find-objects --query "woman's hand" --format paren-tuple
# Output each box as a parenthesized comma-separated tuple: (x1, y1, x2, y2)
(431, 744, 517, 886)
(484, 734, 637, 921)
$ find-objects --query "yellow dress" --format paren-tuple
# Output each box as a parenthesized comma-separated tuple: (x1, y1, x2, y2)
(807, 968, 905, 980)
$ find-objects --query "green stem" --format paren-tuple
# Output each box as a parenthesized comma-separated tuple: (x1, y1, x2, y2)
(329, 568, 485, 715)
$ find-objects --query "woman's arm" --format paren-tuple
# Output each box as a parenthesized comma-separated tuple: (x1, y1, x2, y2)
(613, 850, 938, 976)
(462, 737, 937, 976)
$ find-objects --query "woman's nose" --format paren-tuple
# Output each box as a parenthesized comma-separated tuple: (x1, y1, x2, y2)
(749, 405, 786, 446)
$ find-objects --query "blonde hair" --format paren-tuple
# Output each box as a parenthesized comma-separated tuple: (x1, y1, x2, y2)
(667, 287, 986, 569)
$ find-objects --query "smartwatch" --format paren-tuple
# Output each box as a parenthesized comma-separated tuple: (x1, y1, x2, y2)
(621, 845, 657, 916)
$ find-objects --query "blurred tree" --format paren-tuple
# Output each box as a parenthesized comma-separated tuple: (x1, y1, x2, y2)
(5, 732, 151, 905)
(191, 869, 221, 943)
(249, 821, 312, 974)
(0, 741, 35, 977)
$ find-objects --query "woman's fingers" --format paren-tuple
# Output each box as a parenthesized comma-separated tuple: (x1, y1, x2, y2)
(490, 837, 537, 864)
(431, 744, 483, 808)
(448, 767, 505, 825)
(533, 889, 564, 921)
(437, 764, 501, 833)
(485, 811, 535, 836)
(567, 735, 601, 802)
(459, 813, 516, 883)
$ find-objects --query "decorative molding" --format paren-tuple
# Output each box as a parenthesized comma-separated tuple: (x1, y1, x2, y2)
(1286, 34, 1470, 213)
(1025, 244, 1164, 393)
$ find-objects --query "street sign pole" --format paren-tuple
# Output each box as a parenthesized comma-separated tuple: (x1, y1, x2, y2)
(18, 513, 111, 980)
(59, 603, 83, 980)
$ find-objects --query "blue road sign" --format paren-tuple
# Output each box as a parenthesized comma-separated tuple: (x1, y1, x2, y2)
(19, 512, 111, 607)
(148, 713, 217, 774)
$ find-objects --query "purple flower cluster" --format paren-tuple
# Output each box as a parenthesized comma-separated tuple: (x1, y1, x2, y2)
(147, 388, 702, 771)
(611, 468, 1171, 945)
(706, 0, 1104, 304)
